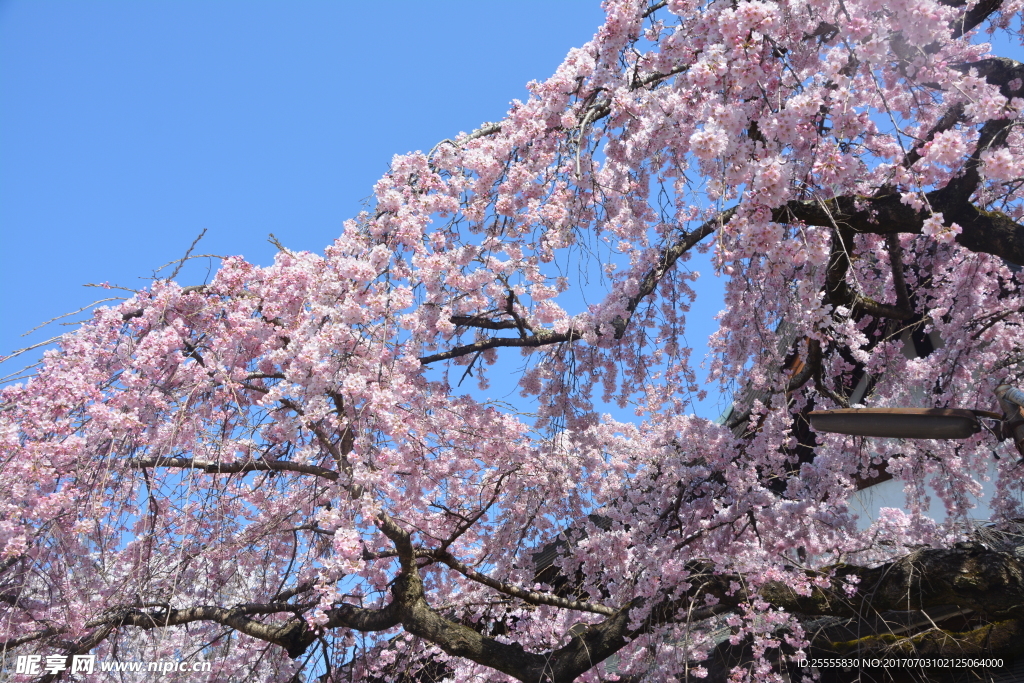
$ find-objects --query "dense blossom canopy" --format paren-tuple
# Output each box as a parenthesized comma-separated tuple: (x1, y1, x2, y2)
(3, 0, 1024, 681)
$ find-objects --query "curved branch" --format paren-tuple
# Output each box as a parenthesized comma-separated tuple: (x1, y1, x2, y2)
(613, 209, 729, 339)
(374, 513, 560, 682)
(108, 601, 394, 659)
(823, 226, 915, 319)
(1, 627, 60, 650)
(4, 596, 397, 662)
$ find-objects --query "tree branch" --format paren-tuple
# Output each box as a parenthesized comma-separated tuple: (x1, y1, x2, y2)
(375, 513, 562, 682)
(777, 193, 1024, 266)
(823, 226, 915, 319)
(942, 0, 1005, 38)
(419, 211, 724, 364)
(433, 550, 617, 617)
(127, 456, 340, 482)
(776, 57, 1024, 266)
(825, 618, 1024, 658)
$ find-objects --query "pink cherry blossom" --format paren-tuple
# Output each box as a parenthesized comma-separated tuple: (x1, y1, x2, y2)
(2, 0, 1023, 680)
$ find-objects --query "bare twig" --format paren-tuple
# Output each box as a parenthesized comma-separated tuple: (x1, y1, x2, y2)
(18, 298, 124, 337)
(0, 336, 64, 365)
(166, 228, 208, 280)
(268, 233, 294, 255)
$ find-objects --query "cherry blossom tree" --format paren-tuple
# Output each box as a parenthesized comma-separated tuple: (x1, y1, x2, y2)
(3, 0, 1024, 680)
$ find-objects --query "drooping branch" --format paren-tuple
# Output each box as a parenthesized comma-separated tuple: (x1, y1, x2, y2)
(428, 54, 1024, 369)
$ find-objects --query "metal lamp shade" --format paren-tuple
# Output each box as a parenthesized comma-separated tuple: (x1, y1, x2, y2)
(808, 408, 982, 440)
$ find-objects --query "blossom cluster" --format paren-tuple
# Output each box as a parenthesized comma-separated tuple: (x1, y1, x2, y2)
(2, 0, 1023, 680)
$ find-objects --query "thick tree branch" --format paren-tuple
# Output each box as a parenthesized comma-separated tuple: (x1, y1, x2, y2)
(365, 520, 1024, 681)
(826, 618, 1024, 658)
(375, 513, 561, 682)
(108, 602, 392, 659)
(735, 545, 1024, 625)
(942, 0, 1005, 38)
(823, 226, 915, 319)
(551, 547, 1023, 678)
(546, 545, 1024, 678)
(886, 233, 913, 313)
(777, 192, 1024, 266)
(19, 525, 1016, 680)
(4, 596, 397, 662)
